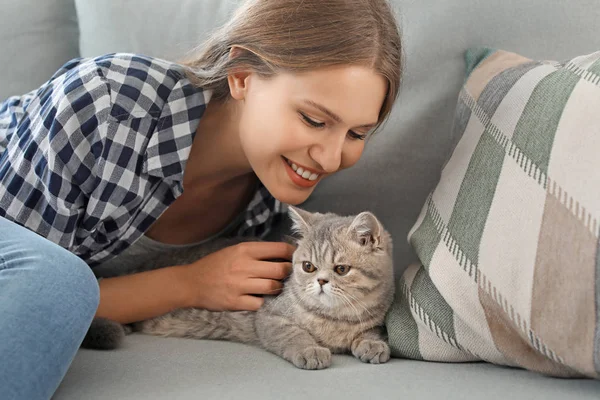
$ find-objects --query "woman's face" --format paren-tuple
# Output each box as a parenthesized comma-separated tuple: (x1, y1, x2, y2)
(232, 64, 387, 205)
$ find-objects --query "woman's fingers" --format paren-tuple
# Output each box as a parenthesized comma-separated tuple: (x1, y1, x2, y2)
(241, 241, 296, 261)
(235, 294, 265, 311)
(245, 278, 284, 296)
(247, 261, 292, 280)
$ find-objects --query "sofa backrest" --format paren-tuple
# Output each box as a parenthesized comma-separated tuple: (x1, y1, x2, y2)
(0, 0, 79, 100)
(2, 0, 600, 274)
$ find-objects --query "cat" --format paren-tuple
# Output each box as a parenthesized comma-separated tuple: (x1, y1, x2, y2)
(83, 206, 395, 370)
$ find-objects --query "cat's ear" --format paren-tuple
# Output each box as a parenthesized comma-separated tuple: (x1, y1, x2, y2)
(288, 206, 314, 237)
(347, 212, 383, 250)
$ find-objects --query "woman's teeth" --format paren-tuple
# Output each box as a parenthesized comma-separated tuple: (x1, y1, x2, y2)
(287, 160, 319, 181)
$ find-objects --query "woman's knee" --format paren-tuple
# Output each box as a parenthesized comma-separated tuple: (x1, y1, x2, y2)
(39, 252, 100, 324)
(52, 254, 100, 317)
(0, 219, 100, 319)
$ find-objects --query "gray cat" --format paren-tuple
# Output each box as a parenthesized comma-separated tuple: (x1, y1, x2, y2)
(83, 207, 395, 370)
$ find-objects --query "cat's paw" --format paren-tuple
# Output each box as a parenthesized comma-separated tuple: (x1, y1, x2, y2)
(289, 346, 332, 370)
(351, 339, 390, 364)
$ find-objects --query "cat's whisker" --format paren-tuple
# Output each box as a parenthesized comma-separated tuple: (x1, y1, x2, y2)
(341, 290, 374, 320)
(332, 288, 363, 325)
(336, 291, 365, 328)
(336, 288, 377, 332)
(330, 287, 346, 308)
(337, 287, 373, 316)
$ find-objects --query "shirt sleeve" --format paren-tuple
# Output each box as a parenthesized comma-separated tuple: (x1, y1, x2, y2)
(0, 58, 113, 250)
(0, 53, 207, 263)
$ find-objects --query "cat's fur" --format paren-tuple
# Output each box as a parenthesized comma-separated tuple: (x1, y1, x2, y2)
(84, 207, 395, 369)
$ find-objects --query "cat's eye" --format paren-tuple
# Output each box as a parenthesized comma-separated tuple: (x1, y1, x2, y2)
(334, 265, 351, 276)
(302, 261, 316, 273)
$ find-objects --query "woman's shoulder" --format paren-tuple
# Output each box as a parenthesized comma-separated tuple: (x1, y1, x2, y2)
(51, 53, 204, 120)
(92, 52, 190, 87)
(54, 53, 188, 82)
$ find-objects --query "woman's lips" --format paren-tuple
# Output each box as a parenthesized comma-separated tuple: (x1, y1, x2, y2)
(282, 157, 320, 188)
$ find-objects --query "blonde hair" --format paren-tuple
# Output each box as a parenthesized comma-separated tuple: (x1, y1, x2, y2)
(181, 0, 402, 132)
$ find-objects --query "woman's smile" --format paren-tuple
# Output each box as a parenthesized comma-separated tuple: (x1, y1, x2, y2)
(282, 156, 321, 188)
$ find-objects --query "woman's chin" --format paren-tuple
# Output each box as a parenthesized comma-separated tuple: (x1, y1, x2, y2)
(269, 185, 315, 206)
(257, 167, 320, 205)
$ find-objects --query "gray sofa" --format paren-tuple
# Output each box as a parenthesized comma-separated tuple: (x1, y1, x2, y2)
(1, 0, 599, 398)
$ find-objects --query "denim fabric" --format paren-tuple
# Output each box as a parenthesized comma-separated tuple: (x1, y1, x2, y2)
(0, 217, 99, 400)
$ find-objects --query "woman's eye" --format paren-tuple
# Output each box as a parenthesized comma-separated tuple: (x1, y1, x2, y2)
(302, 261, 316, 273)
(334, 265, 351, 276)
(300, 111, 367, 141)
(299, 112, 325, 128)
(348, 131, 367, 141)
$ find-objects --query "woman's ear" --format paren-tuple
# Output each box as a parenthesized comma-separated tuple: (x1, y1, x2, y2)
(227, 47, 252, 100)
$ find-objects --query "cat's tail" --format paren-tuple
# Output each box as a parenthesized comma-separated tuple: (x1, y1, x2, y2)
(131, 309, 259, 345)
(81, 317, 128, 350)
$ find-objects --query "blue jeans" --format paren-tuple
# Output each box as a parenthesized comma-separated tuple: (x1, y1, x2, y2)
(0, 216, 100, 400)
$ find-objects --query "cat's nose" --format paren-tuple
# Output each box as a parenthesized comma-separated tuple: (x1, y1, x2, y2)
(318, 279, 329, 286)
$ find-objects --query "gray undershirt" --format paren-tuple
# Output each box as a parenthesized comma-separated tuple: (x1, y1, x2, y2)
(93, 211, 244, 278)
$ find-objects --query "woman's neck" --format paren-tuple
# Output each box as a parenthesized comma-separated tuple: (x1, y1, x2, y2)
(183, 98, 254, 190)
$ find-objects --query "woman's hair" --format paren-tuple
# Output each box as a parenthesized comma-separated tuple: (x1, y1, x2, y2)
(180, 0, 402, 132)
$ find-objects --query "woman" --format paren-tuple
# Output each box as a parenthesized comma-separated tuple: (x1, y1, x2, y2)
(0, 0, 402, 398)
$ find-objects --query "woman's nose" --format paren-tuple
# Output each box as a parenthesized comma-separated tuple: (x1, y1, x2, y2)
(309, 132, 345, 173)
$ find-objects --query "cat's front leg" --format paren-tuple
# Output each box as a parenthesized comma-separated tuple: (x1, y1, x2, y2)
(351, 327, 390, 364)
(256, 312, 331, 370)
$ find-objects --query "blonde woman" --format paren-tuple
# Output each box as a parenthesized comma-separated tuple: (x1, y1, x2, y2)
(0, 0, 402, 398)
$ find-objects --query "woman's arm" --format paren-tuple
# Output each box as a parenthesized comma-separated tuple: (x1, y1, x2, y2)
(95, 241, 294, 324)
(95, 265, 189, 324)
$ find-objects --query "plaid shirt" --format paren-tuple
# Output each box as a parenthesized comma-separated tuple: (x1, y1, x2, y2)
(0, 53, 286, 267)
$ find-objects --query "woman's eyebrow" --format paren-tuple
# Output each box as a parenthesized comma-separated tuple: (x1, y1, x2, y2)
(302, 99, 377, 129)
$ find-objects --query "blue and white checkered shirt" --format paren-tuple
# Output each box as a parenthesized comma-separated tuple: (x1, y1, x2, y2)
(0, 53, 286, 267)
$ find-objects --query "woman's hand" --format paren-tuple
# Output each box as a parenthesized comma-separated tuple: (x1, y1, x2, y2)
(175, 241, 295, 311)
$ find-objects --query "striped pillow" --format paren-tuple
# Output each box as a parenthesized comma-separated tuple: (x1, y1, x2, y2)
(385, 48, 600, 379)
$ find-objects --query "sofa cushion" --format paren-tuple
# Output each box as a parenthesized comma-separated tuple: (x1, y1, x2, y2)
(386, 48, 600, 379)
(0, 0, 79, 101)
(55, 335, 600, 399)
